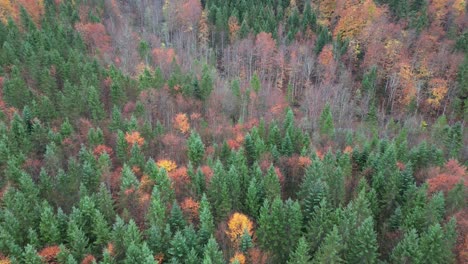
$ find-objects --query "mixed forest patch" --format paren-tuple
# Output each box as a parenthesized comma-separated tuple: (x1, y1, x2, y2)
(0, 0, 466, 263)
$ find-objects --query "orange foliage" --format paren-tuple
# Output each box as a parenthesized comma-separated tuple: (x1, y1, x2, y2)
(198, 11, 209, 48)
(228, 15, 240, 42)
(154, 253, 164, 264)
(398, 62, 417, 106)
(139, 174, 155, 193)
(169, 167, 190, 198)
(93, 144, 113, 157)
(255, 32, 276, 72)
(106, 243, 115, 256)
(38, 245, 60, 263)
(17, 0, 44, 24)
(181, 197, 200, 224)
(230, 252, 246, 264)
(427, 159, 467, 194)
(125, 131, 144, 147)
(75, 22, 112, 55)
(0, 258, 10, 264)
(152, 48, 178, 66)
(318, 44, 334, 66)
(298, 156, 312, 167)
(157, 159, 177, 172)
(81, 255, 96, 264)
(226, 212, 254, 246)
(179, 0, 202, 32)
(201, 165, 214, 185)
(317, 0, 336, 25)
(0, 0, 16, 24)
(333, 0, 383, 39)
(248, 248, 268, 264)
(343, 146, 353, 154)
(174, 113, 190, 134)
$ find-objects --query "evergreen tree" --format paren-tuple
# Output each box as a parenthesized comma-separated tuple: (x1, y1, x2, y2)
(313, 227, 343, 264)
(202, 237, 224, 264)
(22, 245, 42, 264)
(264, 165, 281, 202)
(39, 201, 61, 245)
(347, 217, 379, 264)
(198, 194, 215, 247)
(187, 131, 205, 168)
(391, 229, 423, 264)
(319, 103, 335, 140)
(287, 237, 312, 264)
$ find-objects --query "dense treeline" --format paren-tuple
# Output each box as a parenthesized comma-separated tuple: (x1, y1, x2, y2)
(0, 0, 466, 264)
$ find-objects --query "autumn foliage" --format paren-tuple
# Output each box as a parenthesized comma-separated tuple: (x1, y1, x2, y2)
(226, 213, 254, 246)
(157, 159, 177, 173)
(428, 159, 467, 194)
(174, 113, 190, 134)
(125, 131, 145, 147)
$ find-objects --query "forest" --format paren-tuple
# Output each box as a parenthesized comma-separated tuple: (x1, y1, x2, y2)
(0, 0, 466, 263)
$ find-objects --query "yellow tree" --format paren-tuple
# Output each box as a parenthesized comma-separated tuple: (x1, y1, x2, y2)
(0, 0, 16, 23)
(226, 213, 254, 247)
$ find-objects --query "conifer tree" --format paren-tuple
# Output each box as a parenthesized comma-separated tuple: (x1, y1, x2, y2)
(187, 131, 205, 168)
(287, 236, 312, 264)
(313, 226, 343, 264)
(319, 103, 335, 140)
(348, 217, 378, 264)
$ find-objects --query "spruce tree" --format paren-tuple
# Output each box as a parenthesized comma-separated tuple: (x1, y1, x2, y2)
(319, 103, 335, 140)
(187, 131, 205, 168)
(287, 237, 312, 264)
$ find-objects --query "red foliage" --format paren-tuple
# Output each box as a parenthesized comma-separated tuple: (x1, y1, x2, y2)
(427, 159, 467, 194)
(75, 22, 112, 56)
(38, 245, 60, 264)
(169, 167, 191, 199)
(453, 208, 468, 264)
(255, 32, 277, 72)
(248, 248, 269, 264)
(81, 255, 96, 264)
(110, 166, 123, 193)
(93, 144, 113, 158)
(23, 158, 42, 178)
(201, 165, 213, 185)
(179, 0, 202, 31)
(181, 197, 200, 224)
(125, 131, 144, 147)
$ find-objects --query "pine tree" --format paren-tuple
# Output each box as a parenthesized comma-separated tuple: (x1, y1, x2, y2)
(120, 164, 139, 190)
(116, 130, 128, 163)
(199, 194, 215, 247)
(313, 226, 343, 264)
(39, 201, 61, 245)
(287, 237, 312, 264)
(168, 231, 190, 263)
(187, 131, 205, 168)
(22, 245, 42, 264)
(239, 229, 253, 253)
(251, 72, 261, 94)
(319, 103, 335, 140)
(87, 86, 105, 121)
(169, 201, 186, 233)
(245, 177, 261, 218)
(391, 229, 423, 264)
(202, 236, 224, 264)
(67, 220, 89, 261)
(348, 217, 378, 264)
(264, 165, 281, 202)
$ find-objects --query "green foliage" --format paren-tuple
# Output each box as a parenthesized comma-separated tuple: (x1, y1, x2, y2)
(319, 103, 335, 139)
(188, 131, 205, 168)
